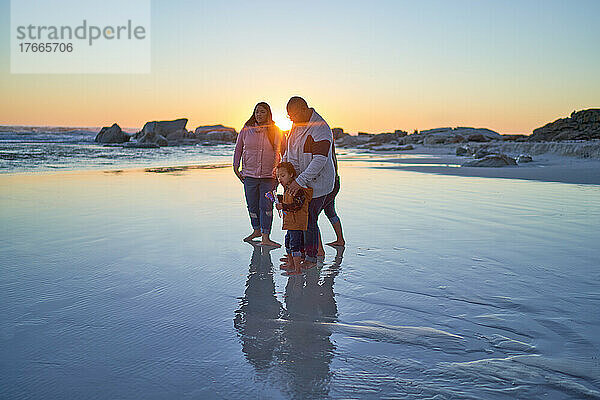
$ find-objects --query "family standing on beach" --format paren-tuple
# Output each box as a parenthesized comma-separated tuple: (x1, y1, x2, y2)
(233, 97, 345, 274)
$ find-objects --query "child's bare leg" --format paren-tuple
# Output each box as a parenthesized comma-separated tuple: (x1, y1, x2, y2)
(280, 254, 294, 269)
(288, 256, 303, 274)
(243, 229, 261, 242)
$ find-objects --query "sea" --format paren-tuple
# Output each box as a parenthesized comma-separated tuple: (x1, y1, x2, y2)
(0, 126, 235, 174)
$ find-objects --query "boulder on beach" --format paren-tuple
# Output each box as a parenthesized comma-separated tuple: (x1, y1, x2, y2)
(133, 118, 189, 146)
(462, 154, 517, 167)
(95, 123, 129, 144)
(407, 127, 502, 145)
(335, 134, 372, 148)
(467, 133, 490, 142)
(337, 130, 409, 150)
(529, 109, 600, 141)
(194, 125, 238, 142)
(516, 154, 533, 163)
(456, 146, 473, 156)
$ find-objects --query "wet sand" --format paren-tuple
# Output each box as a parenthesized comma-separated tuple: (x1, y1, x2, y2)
(338, 147, 600, 185)
(1, 159, 599, 399)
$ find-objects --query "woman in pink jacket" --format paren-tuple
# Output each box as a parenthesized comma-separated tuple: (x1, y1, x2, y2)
(233, 102, 282, 247)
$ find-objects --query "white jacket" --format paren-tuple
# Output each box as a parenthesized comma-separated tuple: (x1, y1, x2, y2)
(282, 109, 335, 198)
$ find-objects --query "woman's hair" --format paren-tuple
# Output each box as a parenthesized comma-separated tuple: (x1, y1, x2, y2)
(276, 162, 296, 178)
(244, 102, 280, 153)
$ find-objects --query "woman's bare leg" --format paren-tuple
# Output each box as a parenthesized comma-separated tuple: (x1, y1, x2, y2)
(243, 229, 261, 242)
(260, 233, 281, 248)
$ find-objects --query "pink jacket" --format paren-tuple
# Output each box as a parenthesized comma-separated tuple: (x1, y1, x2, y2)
(233, 124, 280, 178)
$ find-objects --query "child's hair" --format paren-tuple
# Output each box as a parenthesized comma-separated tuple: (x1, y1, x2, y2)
(276, 162, 296, 178)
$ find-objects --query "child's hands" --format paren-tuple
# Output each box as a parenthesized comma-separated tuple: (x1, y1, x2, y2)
(275, 203, 283, 210)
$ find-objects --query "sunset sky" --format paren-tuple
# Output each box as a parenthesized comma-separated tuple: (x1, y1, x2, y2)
(1, 0, 599, 134)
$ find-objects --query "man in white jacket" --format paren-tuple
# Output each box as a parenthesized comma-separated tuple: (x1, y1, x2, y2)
(282, 96, 336, 266)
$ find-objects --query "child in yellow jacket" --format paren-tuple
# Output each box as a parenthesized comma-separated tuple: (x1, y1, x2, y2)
(274, 162, 313, 274)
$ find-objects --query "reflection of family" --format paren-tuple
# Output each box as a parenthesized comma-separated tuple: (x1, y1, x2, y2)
(233, 96, 345, 273)
(234, 243, 343, 398)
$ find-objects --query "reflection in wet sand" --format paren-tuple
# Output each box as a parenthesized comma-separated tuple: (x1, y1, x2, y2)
(234, 245, 344, 399)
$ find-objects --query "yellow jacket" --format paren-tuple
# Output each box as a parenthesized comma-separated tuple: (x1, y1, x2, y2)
(279, 186, 313, 231)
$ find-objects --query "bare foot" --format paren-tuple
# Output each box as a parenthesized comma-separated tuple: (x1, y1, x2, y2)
(326, 240, 345, 247)
(260, 239, 281, 248)
(243, 231, 261, 242)
(300, 260, 316, 270)
(280, 263, 294, 270)
(280, 256, 290, 262)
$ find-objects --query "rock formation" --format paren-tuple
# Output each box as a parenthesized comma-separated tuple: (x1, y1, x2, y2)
(94, 123, 130, 143)
(132, 118, 189, 146)
(332, 128, 348, 140)
(411, 127, 502, 145)
(529, 109, 600, 141)
(194, 125, 238, 142)
(462, 154, 517, 167)
(516, 154, 533, 163)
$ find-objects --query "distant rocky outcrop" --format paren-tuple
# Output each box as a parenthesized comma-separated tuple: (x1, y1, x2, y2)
(332, 127, 348, 140)
(335, 127, 502, 149)
(502, 134, 529, 142)
(411, 127, 502, 145)
(194, 125, 237, 142)
(529, 109, 600, 142)
(95, 123, 130, 144)
(131, 118, 189, 146)
(336, 129, 409, 149)
(97, 119, 239, 148)
(462, 154, 517, 167)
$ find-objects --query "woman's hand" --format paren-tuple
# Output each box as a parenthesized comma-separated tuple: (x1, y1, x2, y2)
(275, 203, 283, 210)
(234, 168, 244, 183)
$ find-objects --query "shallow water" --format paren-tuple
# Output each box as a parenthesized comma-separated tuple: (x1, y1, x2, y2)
(1, 164, 599, 399)
(0, 127, 234, 173)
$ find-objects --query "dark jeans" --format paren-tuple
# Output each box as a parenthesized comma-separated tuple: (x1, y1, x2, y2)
(243, 177, 276, 234)
(285, 230, 304, 257)
(304, 194, 327, 263)
(322, 176, 340, 224)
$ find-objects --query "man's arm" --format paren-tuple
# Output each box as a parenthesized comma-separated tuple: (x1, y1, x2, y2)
(295, 135, 331, 188)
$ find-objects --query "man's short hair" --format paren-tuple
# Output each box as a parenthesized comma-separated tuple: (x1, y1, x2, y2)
(287, 96, 308, 110)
